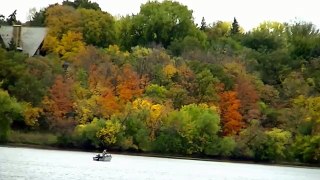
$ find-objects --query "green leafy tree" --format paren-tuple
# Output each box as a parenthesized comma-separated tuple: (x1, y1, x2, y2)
(0, 49, 28, 91)
(157, 104, 221, 155)
(63, 0, 101, 10)
(169, 35, 206, 56)
(113, 103, 152, 151)
(206, 21, 231, 40)
(116, 15, 134, 50)
(238, 126, 291, 161)
(305, 58, 320, 92)
(235, 120, 267, 160)
(252, 49, 291, 85)
(204, 136, 236, 157)
(145, 84, 168, 103)
(25, 56, 61, 88)
(73, 118, 105, 148)
(126, 0, 203, 48)
(195, 69, 219, 103)
(282, 71, 313, 98)
(292, 135, 320, 163)
(243, 21, 286, 52)
(9, 73, 46, 106)
(27, 7, 46, 27)
(0, 89, 22, 142)
(167, 85, 189, 109)
(45, 4, 82, 39)
(78, 8, 116, 47)
(264, 128, 292, 161)
(286, 21, 320, 59)
(123, 112, 151, 151)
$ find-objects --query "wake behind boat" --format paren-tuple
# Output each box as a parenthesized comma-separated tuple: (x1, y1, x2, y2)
(93, 149, 112, 162)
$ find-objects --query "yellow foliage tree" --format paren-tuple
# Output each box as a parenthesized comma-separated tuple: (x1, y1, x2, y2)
(294, 95, 320, 135)
(132, 98, 152, 110)
(45, 5, 82, 38)
(42, 35, 59, 54)
(132, 98, 165, 140)
(56, 31, 86, 60)
(43, 31, 85, 60)
(78, 8, 116, 47)
(163, 64, 177, 79)
(23, 103, 43, 127)
(97, 120, 121, 145)
(74, 94, 100, 125)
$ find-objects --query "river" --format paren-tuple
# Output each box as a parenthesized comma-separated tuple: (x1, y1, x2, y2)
(0, 146, 319, 180)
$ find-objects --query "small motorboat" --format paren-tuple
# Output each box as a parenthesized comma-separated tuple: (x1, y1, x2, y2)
(93, 153, 112, 162)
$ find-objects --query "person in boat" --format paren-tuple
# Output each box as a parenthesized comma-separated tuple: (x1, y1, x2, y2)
(102, 149, 107, 156)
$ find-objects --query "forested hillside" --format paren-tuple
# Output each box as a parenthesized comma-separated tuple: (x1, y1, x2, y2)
(1, 0, 319, 164)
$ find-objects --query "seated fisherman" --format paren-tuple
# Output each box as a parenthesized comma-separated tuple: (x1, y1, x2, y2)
(102, 149, 107, 156)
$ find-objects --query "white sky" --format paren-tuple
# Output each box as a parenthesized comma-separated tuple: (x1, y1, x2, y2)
(1, 0, 319, 31)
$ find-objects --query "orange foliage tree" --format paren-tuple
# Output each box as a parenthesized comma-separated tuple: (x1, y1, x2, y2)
(97, 87, 120, 118)
(116, 64, 143, 102)
(219, 91, 243, 136)
(42, 75, 75, 131)
(84, 57, 122, 119)
(88, 64, 100, 91)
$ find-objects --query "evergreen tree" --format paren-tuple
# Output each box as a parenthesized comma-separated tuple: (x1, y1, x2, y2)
(28, 8, 46, 27)
(200, 17, 207, 31)
(0, 14, 5, 25)
(231, 17, 240, 35)
(6, 10, 17, 25)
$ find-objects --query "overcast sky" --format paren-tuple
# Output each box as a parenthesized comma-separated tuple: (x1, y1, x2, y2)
(1, 0, 319, 31)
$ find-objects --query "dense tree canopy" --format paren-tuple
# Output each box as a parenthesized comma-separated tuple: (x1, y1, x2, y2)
(1, 0, 320, 164)
(119, 0, 205, 50)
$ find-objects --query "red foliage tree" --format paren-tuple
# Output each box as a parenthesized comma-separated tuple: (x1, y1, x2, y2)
(235, 76, 260, 123)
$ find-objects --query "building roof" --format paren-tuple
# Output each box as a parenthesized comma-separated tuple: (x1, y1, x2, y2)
(0, 26, 47, 56)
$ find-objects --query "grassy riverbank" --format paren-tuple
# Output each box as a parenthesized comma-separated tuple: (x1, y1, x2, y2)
(8, 131, 58, 146)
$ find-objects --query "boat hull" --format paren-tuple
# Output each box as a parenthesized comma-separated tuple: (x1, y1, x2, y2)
(93, 154, 112, 162)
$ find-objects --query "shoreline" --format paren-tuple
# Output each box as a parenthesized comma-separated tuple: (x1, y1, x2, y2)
(1, 143, 319, 169)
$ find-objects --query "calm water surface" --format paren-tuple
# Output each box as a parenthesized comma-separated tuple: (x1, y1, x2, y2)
(0, 146, 319, 180)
